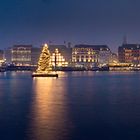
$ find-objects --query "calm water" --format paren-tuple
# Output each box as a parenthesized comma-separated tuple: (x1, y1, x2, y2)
(0, 71, 140, 140)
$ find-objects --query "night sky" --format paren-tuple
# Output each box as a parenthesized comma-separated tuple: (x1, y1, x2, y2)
(1, 0, 140, 52)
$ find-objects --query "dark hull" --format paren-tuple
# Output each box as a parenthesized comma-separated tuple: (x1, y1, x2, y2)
(32, 73, 58, 77)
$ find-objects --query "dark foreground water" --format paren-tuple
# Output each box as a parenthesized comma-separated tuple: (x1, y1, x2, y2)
(0, 71, 140, 140)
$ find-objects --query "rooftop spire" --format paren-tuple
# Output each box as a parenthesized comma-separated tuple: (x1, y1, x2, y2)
(123, 35, 127, 45)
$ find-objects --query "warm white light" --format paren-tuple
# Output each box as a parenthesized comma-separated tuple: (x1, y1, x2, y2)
(44, 43, 48, 47)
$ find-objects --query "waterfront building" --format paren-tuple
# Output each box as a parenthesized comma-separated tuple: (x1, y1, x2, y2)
(4, 45, 41, 66)
(0, 50, 5, 67)
(50, 48, 68, 67)
(109, 53, 118, 63)
(4, 48, 11, 64)
(118, 44, 140, 65)
(0, 50, 4, 60)
(72, 44, 111, 68)
(98, 47, 111, 65)
(48, 45, 72, 66)
(31, 47, 41, 66)
(11, 45, 32, 65)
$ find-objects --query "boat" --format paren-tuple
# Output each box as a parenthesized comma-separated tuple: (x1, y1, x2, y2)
(32, 44, 58, 77)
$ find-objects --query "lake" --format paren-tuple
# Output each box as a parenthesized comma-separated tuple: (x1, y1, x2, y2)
(0, 71, 140, 140)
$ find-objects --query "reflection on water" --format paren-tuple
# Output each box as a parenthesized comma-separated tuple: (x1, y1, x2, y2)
(1, 71, 140, 140)
(28, 77, 72, 140)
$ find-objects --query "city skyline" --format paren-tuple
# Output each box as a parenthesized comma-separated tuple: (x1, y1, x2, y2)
(1, 0, 140, 52)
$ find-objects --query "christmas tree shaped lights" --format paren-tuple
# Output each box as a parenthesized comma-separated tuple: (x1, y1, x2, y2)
(36, 44, 52, 73)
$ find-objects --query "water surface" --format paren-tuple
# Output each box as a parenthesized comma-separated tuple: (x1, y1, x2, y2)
(0, 71, 140, 140)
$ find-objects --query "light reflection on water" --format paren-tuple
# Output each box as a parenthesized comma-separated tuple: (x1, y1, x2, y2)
(28, 77, 73, 140)
(0, 71, 140, 140)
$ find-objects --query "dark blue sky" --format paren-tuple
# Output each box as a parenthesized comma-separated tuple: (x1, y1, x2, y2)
(1, 0, 140, 52)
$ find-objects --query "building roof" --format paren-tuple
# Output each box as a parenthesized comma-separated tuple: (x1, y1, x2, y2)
(48, 45, 67, 50)
(119, 44, 140, 50)
(12, 44, 33, 49)
(48, 44, 72, 60)
(74, 44, 110, 51)
(48, 45, 72, 53)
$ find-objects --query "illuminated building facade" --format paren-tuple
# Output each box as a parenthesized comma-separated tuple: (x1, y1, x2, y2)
(49, 45, 72, 67)
(11, 45, 32, 65)
(109, 53, 118, 63)
(0, 50, 4, 66)
(118, 44, 140, 64)
(50, 48, 68, 67)
(98, 47, 111, 65)
(4, 45, 41, 66)
(72, 44, 111, 67)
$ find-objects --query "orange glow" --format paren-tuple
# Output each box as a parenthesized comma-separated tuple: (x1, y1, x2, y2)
(28, 78, 71, 139)
(50, 48, 69, 67)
